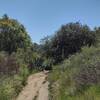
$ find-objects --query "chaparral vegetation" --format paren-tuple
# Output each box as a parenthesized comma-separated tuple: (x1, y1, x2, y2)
(0, 14, 100, 100)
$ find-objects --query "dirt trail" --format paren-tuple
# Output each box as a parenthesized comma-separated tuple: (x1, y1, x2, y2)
(16, 72, 49, 100)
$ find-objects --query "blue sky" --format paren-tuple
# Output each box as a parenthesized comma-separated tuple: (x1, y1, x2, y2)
(0, 0, 100, 43)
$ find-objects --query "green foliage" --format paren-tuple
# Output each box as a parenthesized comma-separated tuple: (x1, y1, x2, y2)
(0, 14, 32, 54)
(0, 65, 29, 100)
(0, 14, 34, 99)
(19, 64, 29, 86)
(0, 49, 32, 100)
(41, 22, 96, 63)
(16, 48, 44, 71)
(0, 14, 100, 100)
(42, 58, 53, 70)
(0, 51, 19, 75)
(48, 46, 100, 100)
(94, 27, 100, 46)
(0, 77, 15, 100)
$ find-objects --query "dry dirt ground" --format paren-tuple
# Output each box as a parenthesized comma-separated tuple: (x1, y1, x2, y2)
(16, 72, 49, 100)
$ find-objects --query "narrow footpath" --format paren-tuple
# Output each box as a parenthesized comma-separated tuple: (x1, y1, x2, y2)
(16, 72, 49, 100)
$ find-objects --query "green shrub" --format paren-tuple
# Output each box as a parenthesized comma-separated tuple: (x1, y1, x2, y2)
(0, 76, 21, 100)
(42, 59, 53, 70)
(0, 51, 19, 75)
(19, 64, 29, 86)
(0, 62, 29, 100)
(48, 46, 100, 100)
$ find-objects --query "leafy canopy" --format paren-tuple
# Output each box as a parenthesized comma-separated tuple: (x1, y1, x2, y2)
(0, 14, 32, 54)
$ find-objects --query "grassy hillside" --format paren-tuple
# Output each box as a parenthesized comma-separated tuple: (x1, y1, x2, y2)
(48, 46, 100, 100)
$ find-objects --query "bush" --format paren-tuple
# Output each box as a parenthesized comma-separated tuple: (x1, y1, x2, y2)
(0, 15, 32, 54)
(73, 47, 100, 91)
(0, 51, 19, 75)
(48, 46, 100, 100)
(0, 50, 30, 100)
(42, 59, 53, 70)
(0, 76, 22, 100)
(41, 22, 96, 63)
(0, 64, 29, 100)
(19, 64, 29, 85)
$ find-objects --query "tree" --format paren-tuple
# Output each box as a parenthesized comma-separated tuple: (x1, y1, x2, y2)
(41, 22, 96, 63)
(0, 14, 32, 54)
(40, 36, 52, 58)
(94, 27, 100, 45)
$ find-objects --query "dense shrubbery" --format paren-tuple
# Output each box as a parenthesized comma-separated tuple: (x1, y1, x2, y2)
(0, 64, 29, 100)
(0, 14, 32, 54)
(41, 22, 96, 63)
(46, 22, 100, 100)
(48, 47, 100, 100)
(0, 15, 33, 100)
(42, 58, 53, 70)
(0, 50, 30, 100)
(0, 51, 19, 75)
(0, 14, 100, 100)
(73, 47, 100, 90)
